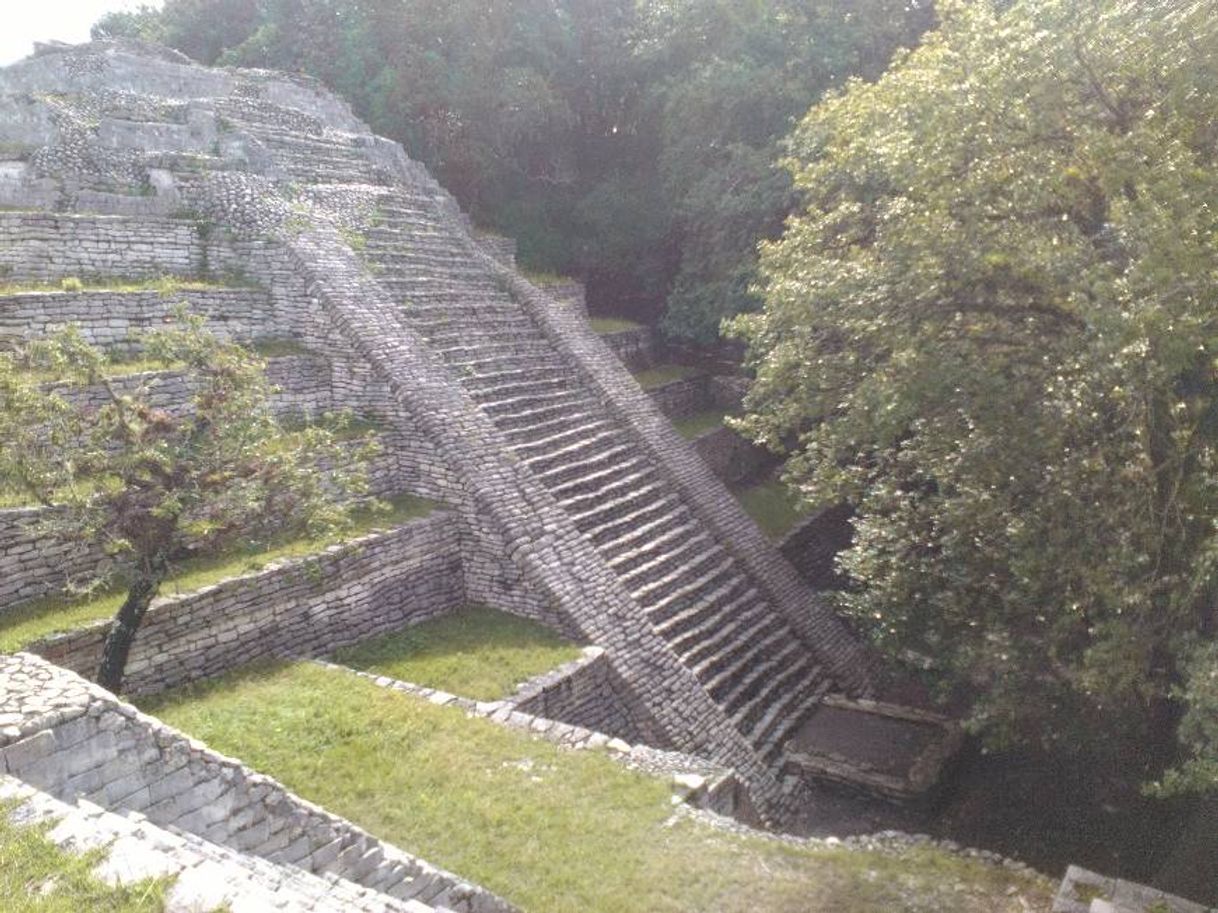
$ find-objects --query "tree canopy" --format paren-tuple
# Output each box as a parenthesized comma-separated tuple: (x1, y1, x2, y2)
(0, 319, 371, 691)
(731, 0, 1218, 793)
(92, 0, 931, 340)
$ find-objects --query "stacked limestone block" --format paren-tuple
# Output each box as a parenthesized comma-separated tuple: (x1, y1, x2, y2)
(0, 39, 881, 822)
(0, 653, 515, 913)
(1, 776, 451, 913)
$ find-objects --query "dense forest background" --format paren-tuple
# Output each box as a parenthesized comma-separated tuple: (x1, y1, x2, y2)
(93, 0, 933, 344)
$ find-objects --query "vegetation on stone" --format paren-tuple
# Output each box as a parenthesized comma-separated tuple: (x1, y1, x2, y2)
(145, 661, 1052, 913)
(589, 317, 642, 336)
(673, 408, 728, 441)
(0, 493, 435, 653)
(92, 0, 931, 339)
(631, 364, 703, 391)
(0, 802, 170, 913)
(733, 477, 814, 541)
(731, 0, 1218, 793)
(0, 318, 377, 689)
(334, 604, 583, 701)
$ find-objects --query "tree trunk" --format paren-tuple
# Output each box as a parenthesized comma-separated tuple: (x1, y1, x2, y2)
(97, 558, 168, 694)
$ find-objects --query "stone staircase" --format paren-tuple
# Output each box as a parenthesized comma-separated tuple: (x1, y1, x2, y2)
(1, 775, 449, 913)
(0, 40, 883, 819)
(228, 110, 836, 766)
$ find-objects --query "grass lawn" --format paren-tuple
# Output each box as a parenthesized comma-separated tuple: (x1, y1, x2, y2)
(673, 408, 729, 440)
(144, 662, 1052, 913)
(333, 604, 583, 700)
(0, 494, 438, 652)
(521, 269, 570, 287)
(0, 275, 254, 297)
(734, 477, 815, 539)
(0, 804, 169, 912)
(589, 316, 642, 335)
(632, 364, 704, 390)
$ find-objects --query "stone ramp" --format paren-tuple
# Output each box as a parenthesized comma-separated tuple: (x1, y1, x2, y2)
(1, 775, 448, 913)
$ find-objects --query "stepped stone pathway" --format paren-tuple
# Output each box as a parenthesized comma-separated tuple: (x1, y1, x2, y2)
(1, 776, 449, 913)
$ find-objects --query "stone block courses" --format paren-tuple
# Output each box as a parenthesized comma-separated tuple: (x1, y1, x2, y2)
(0, 653, 514, 913)
(0, 37, 898, 824)
(30, 512, 465, 696)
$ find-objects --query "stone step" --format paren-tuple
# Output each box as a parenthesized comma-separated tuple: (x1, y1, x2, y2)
(697, 623, 792, 696)
(558, 472, 663, 517)
(631, 549, 732, 606)
(756, 676, 833, 764)
(639, 555, 738, 621)
(608, 524, 710, 580)
(545, 455, 651, 501)
(479, 389, 585, 420)
(717, 639, 810, 718)
(499, 408, 603, 444)
(581, 495, 683, 550)
(462, 365, 573, 393)
(467, 374, 574, 402)
(681, 608, 780, 676)
(489, 396, 589, 431)
(518, 428, 627, 475)
(531, 442, 636, 489)
(506, 418, 614, 458)
(734, 659, 824, 755)
(656, 577, 757, 645)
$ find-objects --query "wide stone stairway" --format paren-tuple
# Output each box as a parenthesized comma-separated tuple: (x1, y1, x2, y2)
(216, 103, 836, 768)
(0, 39, 899, 820)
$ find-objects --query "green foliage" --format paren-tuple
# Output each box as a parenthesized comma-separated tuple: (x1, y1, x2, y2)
(731, 0, 1218, 786)
(333, 604, 583, 700)
(97, 0, 931, 339)
(0, 316, 374, 688)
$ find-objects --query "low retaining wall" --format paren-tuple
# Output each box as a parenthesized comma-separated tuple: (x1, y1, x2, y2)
(778, 503, 855, 590)
(692, 426, 775, 487)
(30, 511, 464, 695)
(510, 647, 669, 747)
(647, 373, 711, 420)
(0, 287, 277, 352)
(0, 653, 513, 913)
(601, 326, 658, 371)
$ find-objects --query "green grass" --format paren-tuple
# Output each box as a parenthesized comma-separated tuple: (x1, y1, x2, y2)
(0, 275, 252, 297)
(733, 477, 815, 539)
(632, 364, 704, 390)
(673, 408, 729, 440)
(521, 269, 569, 287)
(0, 494, 438, 652)
(143, 662, 1052, 913)
(589, 317, 643, 335)
(0, 802, 170, 912)
(249, 338, 313, 358)
(333, 605, 583, 700)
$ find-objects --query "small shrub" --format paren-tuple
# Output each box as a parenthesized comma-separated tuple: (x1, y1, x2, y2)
(59, 277, 84, 293)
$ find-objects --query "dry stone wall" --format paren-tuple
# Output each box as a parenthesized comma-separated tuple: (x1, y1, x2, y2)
(0, 287, 277, 352)
(691, 426, 776, 487)
(0, 653, 514, 913)
(509, 647, 669, 747)
(29, 512, 464, 695)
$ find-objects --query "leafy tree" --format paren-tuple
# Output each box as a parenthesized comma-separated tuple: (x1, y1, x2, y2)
(90, 0, 930, 335)
(730, 0, 1218, 790)
(0, 319, 371, 692)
